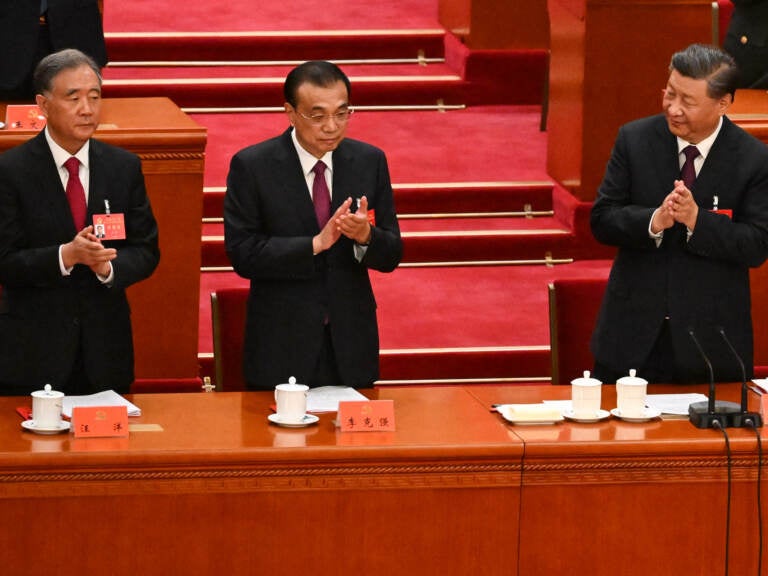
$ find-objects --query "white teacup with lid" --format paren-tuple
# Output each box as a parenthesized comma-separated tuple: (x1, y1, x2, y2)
(31, 384, 64, 429)
(570, 370, 602, 419)
(274, 376, 309, 423)
(616, 369, 648, 418)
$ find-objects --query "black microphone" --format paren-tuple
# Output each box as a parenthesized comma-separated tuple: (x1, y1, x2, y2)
(718, 327, 763, 428)
(688, 328, 740, 428)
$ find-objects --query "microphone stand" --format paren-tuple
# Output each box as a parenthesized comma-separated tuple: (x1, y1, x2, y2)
(688, 329, 741, 429)
(719, 328, 762, 428)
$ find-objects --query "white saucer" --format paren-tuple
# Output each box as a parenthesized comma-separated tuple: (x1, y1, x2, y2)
(562, 408, 611, 423)
(267, 413, 319, 428)
(610, 407, 662, 423)
(498, 413, 564, 426)
(21, 420, 71, 435)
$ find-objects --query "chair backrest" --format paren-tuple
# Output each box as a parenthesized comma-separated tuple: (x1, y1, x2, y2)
(548, 277, 608, 385)
(211, 287, 249, 392)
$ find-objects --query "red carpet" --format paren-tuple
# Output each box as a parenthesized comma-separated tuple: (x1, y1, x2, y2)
(104, 0, 441, 33)
(192, 105, 549, 188)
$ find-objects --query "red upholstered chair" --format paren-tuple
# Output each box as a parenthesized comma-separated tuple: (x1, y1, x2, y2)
(210, 287, 249, 391)
(716, 0, 734, 46)
(548, 277, 608, 385)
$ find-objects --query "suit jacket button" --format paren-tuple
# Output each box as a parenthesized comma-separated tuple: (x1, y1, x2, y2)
(741, 35, 749, 45)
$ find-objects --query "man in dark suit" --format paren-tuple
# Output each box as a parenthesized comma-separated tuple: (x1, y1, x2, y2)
(590, 44, 768, 384)
(224, 60, 402, 390)
(0, 49, 160, 396)
(0, 0, 107, 101)
(723, 0, 768, 89)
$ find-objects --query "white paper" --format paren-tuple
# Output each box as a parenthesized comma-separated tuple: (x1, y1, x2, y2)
(61, 390, 141, 418)
(752, 379, 768, 394)
(644, 393, 707, 416)
(307, 386, 367, 413)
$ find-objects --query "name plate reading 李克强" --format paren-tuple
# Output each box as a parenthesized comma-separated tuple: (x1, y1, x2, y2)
(72, 405, 129, 438)
(337, 400, 395, 432)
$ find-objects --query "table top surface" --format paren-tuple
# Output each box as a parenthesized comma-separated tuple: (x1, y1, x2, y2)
(0, 383, 762, 470)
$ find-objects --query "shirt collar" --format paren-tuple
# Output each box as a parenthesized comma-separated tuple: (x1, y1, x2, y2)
(291, 127, 333, 177)
(44, 127, 90, 170)
(676, 116, 723, 160)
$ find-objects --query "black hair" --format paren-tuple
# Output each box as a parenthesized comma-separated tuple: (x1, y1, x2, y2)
(283, 61, 351, 108)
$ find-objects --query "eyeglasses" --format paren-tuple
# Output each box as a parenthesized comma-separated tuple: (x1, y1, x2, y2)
(296, 108, 354, 125)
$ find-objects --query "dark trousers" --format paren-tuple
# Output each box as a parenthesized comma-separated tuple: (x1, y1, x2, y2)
(594, 319, 678, 384)
(310, 324, 343, 388)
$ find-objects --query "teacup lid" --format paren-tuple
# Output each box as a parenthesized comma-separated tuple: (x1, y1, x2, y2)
(616, 369, 648, 386)
(277, 376, 308, 390)
(31, 383, 64, 398)
(570, 370, 602, 386)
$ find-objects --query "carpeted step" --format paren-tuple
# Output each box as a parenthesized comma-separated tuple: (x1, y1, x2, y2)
(200, 220, 576, 268)
(101, 50, 545, 108)
(189, 106, 550, 189)
(203, 182, 555, 220)
(102, 67, 466, 108)
(105, 30, 447, 64)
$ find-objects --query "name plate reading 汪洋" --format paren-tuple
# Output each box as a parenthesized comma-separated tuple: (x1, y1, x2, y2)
(72, 405, 129, 438)
(337, 400, 395, 432)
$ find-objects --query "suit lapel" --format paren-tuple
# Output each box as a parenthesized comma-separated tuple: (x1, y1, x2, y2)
(28, 132, 76, 235)
(274, 129, 320, 232)
(331, 140, 356, 211)
(88, 139, 106, 223)
(692, 118, 736, 211)
(651, 116, 680, 199)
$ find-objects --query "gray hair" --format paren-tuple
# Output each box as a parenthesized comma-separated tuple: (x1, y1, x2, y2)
(669, 44, 739, 99)
(33, 49, 102, 95)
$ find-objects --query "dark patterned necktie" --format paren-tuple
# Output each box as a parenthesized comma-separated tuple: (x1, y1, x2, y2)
(680, 145, 700, 189)
(312, 161, 331, 228)
(64, 157, 87, 230)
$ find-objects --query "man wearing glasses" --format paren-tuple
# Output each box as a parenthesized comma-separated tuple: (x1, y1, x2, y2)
(224, 60, 402, 390)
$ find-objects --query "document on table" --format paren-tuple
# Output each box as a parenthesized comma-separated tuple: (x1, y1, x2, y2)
(62, 390, 142, 418)
(644, 393, 707, 416)
(307, 386, 368, 413)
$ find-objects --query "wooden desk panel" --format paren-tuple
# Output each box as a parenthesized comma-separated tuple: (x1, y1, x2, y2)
(469, 384, 766, 575)
(0, 387, 522, 576)
(547, 0, 715, 200)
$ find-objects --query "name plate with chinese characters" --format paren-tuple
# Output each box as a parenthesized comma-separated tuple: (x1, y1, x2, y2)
(337, 400, 395, 432)
(72, 405, 129, 438)
(4, 105, 46, 131)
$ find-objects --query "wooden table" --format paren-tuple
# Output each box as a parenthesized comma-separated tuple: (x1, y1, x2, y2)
(0, 384, 764, 575)
(0, 387, 521, 575)
(469, 383, 766, 575)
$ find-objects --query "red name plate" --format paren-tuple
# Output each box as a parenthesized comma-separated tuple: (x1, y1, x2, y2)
(5, 105, 46, 131)
(337, 400, 395, 432)
(72, 405, 129, 438)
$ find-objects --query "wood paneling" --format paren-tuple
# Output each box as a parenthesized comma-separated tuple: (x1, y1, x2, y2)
(546, 0, 715, 200)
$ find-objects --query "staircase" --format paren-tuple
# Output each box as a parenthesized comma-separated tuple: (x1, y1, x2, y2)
(100, 7, 613, 386)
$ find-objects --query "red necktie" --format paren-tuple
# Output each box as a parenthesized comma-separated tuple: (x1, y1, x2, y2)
(680, 145, 700, 189)
(312, 161, 331, 228)
(64, 157, 87, 230)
